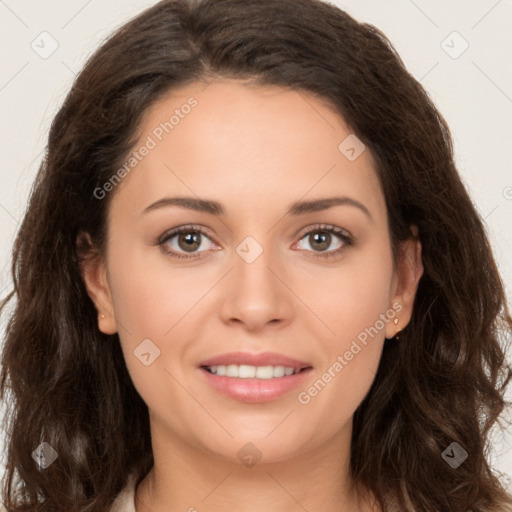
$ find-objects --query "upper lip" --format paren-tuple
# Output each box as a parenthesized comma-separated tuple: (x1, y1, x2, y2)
(199, 351, 312, 370)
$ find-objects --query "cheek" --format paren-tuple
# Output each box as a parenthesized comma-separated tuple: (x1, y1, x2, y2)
(299, 241, 393, 416)
(106, 239, 202, 336)
(105, 238, 212, 391)
(312, 240, 394, 344)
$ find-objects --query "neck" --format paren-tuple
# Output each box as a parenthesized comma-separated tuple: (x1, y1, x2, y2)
(134, 418, 379, 512)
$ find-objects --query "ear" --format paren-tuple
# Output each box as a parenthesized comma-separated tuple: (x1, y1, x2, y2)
(76, 231, 117, 335)
(385, 225, 424, 339)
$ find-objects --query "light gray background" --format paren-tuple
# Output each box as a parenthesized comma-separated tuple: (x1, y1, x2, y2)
(0, 0, 511, 493)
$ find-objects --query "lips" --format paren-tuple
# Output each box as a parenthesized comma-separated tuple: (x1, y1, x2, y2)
(197, 351, 313, 403)
(198, 351, 312, 371)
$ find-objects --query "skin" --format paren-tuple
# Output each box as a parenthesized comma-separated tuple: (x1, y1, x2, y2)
(80, 78, 424, 512)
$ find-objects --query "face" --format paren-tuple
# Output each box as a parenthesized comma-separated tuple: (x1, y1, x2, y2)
(81, 78, 423, 465)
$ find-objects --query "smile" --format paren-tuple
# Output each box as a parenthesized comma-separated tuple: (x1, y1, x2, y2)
(199, 365, 313, 403)
(204, 364, 303, 379)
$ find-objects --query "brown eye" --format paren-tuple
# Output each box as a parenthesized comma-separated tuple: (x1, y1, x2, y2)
(296, 224, 353, 259)
(158, 225, 214, 260)
(307, 231, 332, 252)
(176, 231, 202, 252)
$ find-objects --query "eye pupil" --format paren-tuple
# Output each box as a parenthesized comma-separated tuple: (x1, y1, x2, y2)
(310, 231, 330, 251)
(179, 232, 201, 252)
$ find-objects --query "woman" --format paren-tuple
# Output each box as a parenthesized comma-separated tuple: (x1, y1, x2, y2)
(1, 0, 511, 510)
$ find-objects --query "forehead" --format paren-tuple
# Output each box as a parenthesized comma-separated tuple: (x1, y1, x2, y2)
(109, 78, 386, 223)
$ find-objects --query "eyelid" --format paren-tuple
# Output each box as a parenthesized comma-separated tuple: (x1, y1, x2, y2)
(155, 223, 213, 245)
(296, 223, 351, 241)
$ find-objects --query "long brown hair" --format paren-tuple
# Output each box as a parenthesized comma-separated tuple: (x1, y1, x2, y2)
(1, 0, 511, 510)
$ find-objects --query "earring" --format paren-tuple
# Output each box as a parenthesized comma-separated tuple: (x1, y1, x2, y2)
(100, 314, 105, 319)
(393, 318, 402, 340)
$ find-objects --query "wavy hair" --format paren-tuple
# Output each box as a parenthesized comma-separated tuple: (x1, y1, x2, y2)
(1, 0, 511, 510)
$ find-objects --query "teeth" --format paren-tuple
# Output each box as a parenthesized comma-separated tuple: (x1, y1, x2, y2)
(207, 364, 302, 379)
(238, 364, 256, 378)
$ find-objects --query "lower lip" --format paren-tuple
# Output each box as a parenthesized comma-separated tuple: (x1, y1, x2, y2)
(199, 367, 313, 403)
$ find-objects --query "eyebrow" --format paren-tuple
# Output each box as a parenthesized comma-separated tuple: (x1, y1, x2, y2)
(143, 195, 373, 222)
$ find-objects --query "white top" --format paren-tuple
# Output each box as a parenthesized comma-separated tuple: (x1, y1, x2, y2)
(6, 476, 509, 511)
(0, 473, 138, 512)
(110, 472, 138, 512)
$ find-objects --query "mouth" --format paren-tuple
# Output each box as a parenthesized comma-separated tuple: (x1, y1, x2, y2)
(201, 364, 311, 379)
(197, 352, 314, 403)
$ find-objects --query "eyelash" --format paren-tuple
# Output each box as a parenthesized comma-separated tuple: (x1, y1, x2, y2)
(155, 223, 354, 261)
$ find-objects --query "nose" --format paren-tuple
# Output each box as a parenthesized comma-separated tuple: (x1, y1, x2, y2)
(218, 237, 294, 332)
